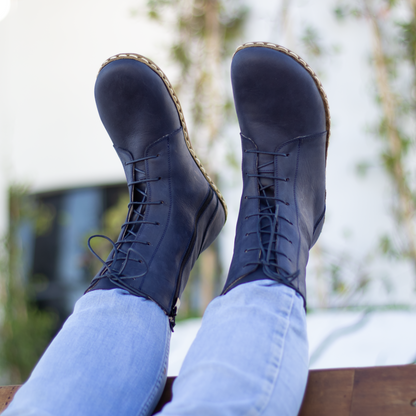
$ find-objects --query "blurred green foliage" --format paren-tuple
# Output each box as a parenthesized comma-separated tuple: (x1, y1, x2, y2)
(0, 185, 56, 384)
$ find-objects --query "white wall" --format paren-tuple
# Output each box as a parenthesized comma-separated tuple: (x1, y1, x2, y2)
(0, 0, 174, 234)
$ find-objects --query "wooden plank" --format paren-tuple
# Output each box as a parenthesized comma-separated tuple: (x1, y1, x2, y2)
(0, 385, 20, 412)
(0, 381, 176, 414)
(298, 365, 416, 416)
(151, 377, 174, 415)
(1, 366, 416, 414)
(350, 365, 416, 416)
(298, 368, 354, 416)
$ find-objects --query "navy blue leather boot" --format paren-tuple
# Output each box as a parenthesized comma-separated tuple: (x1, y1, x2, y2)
(221, 43, 330, 306)
(86, 54, 227, 328)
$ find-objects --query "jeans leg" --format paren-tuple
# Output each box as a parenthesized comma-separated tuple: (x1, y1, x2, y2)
(159, 280, 308, 416)
(3, 289, 170, 416)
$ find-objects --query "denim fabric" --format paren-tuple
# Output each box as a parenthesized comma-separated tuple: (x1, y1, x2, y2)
(3, 290, 171, 416)
(159, 281, 308, 416)
(3, 282, 308, 416)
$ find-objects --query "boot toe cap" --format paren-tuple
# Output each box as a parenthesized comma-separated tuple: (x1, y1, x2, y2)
(95, 57, 181, 158)
(231, 45, 327, 144)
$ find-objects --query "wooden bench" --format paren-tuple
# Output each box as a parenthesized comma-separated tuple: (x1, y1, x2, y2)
(1, 365, 415, 415)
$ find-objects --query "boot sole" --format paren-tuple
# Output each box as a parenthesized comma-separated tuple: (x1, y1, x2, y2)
(97, 53, 228, 220)
(234, 42, 331, 160)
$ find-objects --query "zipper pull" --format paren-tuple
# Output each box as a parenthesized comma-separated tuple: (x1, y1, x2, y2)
(169, 298, 181, 331)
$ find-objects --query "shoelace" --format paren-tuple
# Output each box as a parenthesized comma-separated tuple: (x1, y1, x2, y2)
(88, 154, 162, 289)
(243, 149, 300, 287)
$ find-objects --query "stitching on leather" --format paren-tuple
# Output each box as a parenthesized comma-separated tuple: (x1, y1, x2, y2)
(235, 42, 331, 161)
(294, 141, 301, 292)
(313, 207, 326, 233)
(140, 133, 174, 288)
(138, 318, 171, 416)
(200, 190, 219, 252)
(171, 186, 214, 309)
(97, 53, 228, 220)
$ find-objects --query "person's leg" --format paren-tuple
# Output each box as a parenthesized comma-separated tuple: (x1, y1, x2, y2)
(2, 54, 226, 416)
(3, 290, 170, 416)
(159, 42, 330, 416)
(159, 281, 308, 416)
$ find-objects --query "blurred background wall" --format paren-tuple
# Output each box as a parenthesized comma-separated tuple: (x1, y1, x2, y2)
(0, 0, 415, 383)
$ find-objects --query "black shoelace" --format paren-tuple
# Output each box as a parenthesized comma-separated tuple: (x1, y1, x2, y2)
(243, 149, 299, 287)
(88, 154, 162, 288)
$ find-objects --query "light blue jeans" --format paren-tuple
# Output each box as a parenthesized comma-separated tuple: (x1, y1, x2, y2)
(3, 281, 308, 416)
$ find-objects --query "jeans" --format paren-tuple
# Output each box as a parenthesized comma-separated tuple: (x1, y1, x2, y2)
(3, 281, 308, 416)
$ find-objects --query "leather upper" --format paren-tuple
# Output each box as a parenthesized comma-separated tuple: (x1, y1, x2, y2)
(87, 58, 225, 324)
(222, 46, 329, 305)
(95, 59, 182, 158)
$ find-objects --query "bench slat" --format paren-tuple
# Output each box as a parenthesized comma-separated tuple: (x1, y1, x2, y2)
(1, 365, 415, 415)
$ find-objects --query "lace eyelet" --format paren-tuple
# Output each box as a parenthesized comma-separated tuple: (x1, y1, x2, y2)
(147, 242, 151, 245)
(285, 202, 290, 206)
(245, 233, 248, 237)
(286, 153, 290, 157)
(245, 217, 248, 220)
(285, 178, 290, 182)
(244, 196, 248, 199)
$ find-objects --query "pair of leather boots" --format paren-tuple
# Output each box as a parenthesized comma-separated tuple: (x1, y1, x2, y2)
(85, 42, 330, 329)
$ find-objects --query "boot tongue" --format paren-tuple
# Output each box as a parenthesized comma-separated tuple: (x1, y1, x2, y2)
(257, 152, 275, 208)
(124, 161, 147, 240)
(114, 146, 148, 243)
(257, 152, 277, 265)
